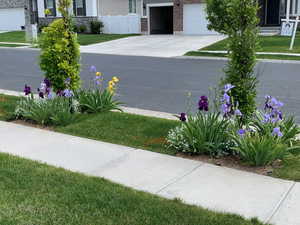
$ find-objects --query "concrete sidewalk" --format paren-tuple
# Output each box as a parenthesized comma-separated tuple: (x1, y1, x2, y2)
(0, 120, 299, 225)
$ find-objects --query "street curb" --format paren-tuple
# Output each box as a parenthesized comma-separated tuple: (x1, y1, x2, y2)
(0, 89, 177, 121)
(177, 56, 300, 64)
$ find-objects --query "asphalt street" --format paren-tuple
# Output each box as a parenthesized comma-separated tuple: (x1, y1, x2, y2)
(1, 48, 300, 121)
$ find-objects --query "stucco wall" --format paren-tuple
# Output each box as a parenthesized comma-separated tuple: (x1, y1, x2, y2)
(99, 0, 129, 16)
(0, 0, 25, 9)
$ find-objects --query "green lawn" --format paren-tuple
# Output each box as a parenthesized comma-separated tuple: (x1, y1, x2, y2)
(0, 153, 266, 225)
(0, 94, 299, 182)
(77, 33, 139, 45)
(0, 31, 26, 43)
(185, 51, 300, 61)
(202, 33, 300, 53)
(0, 31, 139, 46)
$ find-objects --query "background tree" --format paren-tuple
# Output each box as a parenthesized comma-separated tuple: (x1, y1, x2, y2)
(39, 0, 80, 92)
(206, 0, 259, 120)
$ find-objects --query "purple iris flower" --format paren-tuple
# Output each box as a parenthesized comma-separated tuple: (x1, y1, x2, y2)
(224, 84, 235, 93)
(38, 90, 44, 99)
(179, 113, 187, 122)
(24, 85, 31, 96)
(198, 96, 209, 111)
(90, 65, 97, 73)
(262, 113, 271, 123)
(222, 93, 231, 104)
(272, 127, 283, 137)
(56, 90, 64, 97)
(221, 103, 231, 116)
(234, 109, 242, 116)
(47, 92, 54, 99)
(237, 129, 246, 136)
(63, 89, 74, 98)
(44, 78, 51, 88)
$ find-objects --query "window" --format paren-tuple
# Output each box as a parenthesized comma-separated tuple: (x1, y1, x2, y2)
(129, 0, 137, 13)
(44, 0, 56, 16)
(73, 0, 86, 16)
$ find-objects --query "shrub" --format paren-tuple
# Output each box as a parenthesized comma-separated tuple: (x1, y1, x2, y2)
(167, 112, 232, 156)
(38, 24, 48, 33)
(39, 0, 80, 92)
(78, 24, 87, 33)
(90, 20, 104, 34)
(75, 89, 122, 113)
(168, 85, 300, 166)
(74, 66, 122, 113)
(15, 97, 78, 126)
(232, 133, 289, 166)
(207, 0, 259, 121)
(16, 79, 78, 126)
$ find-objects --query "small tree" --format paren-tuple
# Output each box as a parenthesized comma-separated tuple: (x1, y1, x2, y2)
(206, 0, 259, 120)
(39, 0, 80, 92)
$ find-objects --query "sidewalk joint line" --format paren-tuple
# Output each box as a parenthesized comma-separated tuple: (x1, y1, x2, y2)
(265, 181, 296, 223)
(155, 163, 204, 195)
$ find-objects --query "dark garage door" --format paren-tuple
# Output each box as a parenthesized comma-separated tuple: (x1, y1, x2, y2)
(150, 6, 173, 34)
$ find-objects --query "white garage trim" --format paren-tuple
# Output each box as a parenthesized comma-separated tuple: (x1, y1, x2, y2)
(146, 3, 174, 35)
(0, 8, 25, 31)
(183, 3, 217, 35)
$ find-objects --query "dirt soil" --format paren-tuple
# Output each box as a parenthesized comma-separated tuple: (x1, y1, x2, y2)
(177, 153, 283, 177)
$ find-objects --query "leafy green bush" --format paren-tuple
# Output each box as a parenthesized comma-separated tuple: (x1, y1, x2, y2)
(207, 0, 259, 121)
(39, 0, 80, 92)
(75, 89, 122, 113)
(90, 20, 104, 34)
(78, 24, 87, 33)
(15, 97, 78, 126)
(167, 112, 232, 156)
(232, 133, 289, 166)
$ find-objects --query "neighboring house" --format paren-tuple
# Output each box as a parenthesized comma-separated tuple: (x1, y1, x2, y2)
(0, 0, 25, 30)
(0, 0, 299, 34)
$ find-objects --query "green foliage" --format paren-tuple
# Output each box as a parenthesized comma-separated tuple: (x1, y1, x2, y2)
(90, 20, 104, 34)
(15, 97, 78, 126)
(207, 0, 259, 121)
(167, 112, 232, 156)
(251, 111, 300, 146)
(78, 24, 87, 33)
(75, 89, 122, 113)
(39, 0, 80, 92)
(232, 133, 289, 166)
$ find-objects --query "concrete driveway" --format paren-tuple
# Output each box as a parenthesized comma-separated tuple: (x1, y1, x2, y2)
(80, 35, 225, 57)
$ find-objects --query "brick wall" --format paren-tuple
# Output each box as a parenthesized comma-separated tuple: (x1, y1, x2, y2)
(141, 18, 148, 33)
(39, 17, 99, 33)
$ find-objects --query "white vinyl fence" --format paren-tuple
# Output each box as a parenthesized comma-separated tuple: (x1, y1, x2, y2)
(99, 14, 141, 34)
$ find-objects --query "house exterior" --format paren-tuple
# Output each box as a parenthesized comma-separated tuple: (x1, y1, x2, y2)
(0, 0, 299, 34)
(0, 0, 26, 30)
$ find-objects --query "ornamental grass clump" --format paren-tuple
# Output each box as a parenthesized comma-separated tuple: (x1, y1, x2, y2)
(74, 66, 122, 113)
(39, 0, 80, 92)
(167, 94, 233, 156)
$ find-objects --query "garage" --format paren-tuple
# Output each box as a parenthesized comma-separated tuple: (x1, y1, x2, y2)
(149, 6, 173, 34)
(183, 4, 216, 35)
(0, 8, 25, 30)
